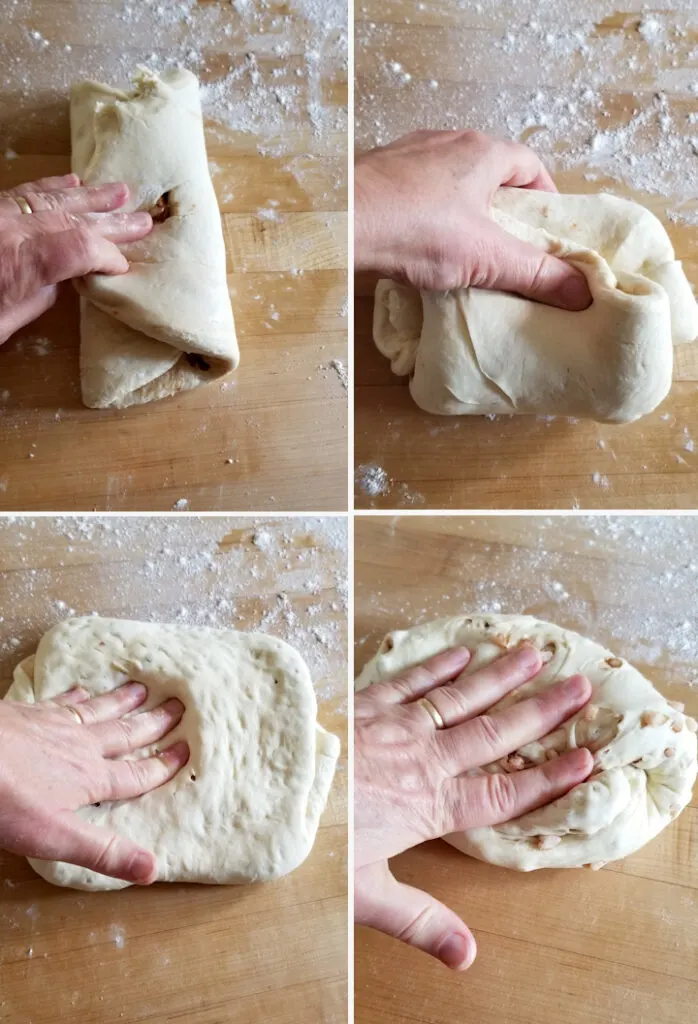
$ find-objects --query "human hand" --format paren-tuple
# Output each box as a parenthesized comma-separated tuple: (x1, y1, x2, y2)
(354, 644, 593, 969)
(0, 681, 189, 884)
(355, 129, 592, 309)
(0, 174, 152, 345)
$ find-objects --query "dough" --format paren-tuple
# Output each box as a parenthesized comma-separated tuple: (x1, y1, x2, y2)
(71, 68, 238, 409)
(374, 189, 698, 423)
(6, 617, 339, 891)
(356, 614, 697, 870)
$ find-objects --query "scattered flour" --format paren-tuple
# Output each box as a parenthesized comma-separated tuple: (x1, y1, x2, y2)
(356, 0, 698, 222)
(355, 463, 390, 497)
(356, 515, 698, 687)
(0, 516, 347, 703)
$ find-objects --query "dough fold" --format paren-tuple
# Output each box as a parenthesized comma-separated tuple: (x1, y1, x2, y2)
(7, 617, 339, 890)
(356, 614, 697, 870)
(374, 190, 698, 423)
(71, 68, 238, 409)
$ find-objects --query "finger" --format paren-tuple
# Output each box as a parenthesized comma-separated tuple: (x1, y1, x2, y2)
(0, 182, 128, 218)
(438, 673, 592, 774)
(445, 746, 593, 830)
(0, 284, 57, 346)
(481, 221, 592, 311)
(355, 862, 476, 970)
(362, 647, 471, 706)
(20, 227, 130, 290)
(103, 740, 190, 801)
(478, 136, 558, 194)
(21, 208, 152, 243)
(82, 211, 153, 243)
(6, 173, 80, 194)
(49, 685, 91, 707)
(60, 681, 147, 725)
(95, 698, 185, 757)
(412, 643, 542, 730)
(38, 810, 158, 884)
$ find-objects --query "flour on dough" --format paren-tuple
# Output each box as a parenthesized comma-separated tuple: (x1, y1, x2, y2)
(71, 69, 238, 409)
(6, 617, 339, 891)
(374, 189, 698, 423)
(356, 614, 697, 870)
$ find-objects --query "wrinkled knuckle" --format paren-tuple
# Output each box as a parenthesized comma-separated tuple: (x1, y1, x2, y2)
(395, 905, 435, 945)
(90, 834, 119, 875)
(461, 128, 488, 149)
(476, 714, 504, 753)
(487, 772, 518, 818)
(69, 223, 98, 265)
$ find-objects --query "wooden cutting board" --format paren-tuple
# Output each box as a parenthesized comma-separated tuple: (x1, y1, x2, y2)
(0, 516, 348, 1024)
(355, 1, 698, 510)
(354, 515, 698, 1024)
(0, 0, 348, 512)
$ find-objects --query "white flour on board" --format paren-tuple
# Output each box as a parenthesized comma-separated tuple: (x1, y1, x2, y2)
(356, 0, 698, 220)
(0, 516, 347, 705)
(1, 0, 346, 165)
(356, 515, 698, 688)
(355, 0, 698, 489)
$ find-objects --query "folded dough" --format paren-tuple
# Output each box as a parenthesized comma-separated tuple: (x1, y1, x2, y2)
(356, 614, 697, 870)
(6, 617, 339, 890)
(374, 189, 698, 423)
(71, 68, 238, 409)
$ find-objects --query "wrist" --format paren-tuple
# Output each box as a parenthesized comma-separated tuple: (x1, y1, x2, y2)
(354, 161, 400, 276)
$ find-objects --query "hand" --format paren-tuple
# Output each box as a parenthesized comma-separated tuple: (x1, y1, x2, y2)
(354, 644, 593, 970)
(0, 174, 153, 345)
(355, 129, 592, 309)
(0, 681, 189, 884)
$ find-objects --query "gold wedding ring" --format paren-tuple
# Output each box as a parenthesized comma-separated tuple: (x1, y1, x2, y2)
(417, 696, 446, 730)
(13, 196, 32, 215)
(65, 705, 84, 725)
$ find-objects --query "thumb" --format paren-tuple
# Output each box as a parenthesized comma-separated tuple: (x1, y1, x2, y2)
(34, 811, 158, 885)
(355, 861, 476, 970)
(481, 220, 592, 311)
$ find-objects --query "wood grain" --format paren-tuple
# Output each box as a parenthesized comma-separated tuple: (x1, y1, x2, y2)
(354, 515, 698, 1024)
(0, 1, 348, 512)
(354, 2, 698, 510)
(0, 516, 348, 1024)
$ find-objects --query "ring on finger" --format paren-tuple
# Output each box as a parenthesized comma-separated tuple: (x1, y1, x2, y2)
(65, 705, 84, 725)
(13, 196, 33, 215)
(417, 696, 446, 730)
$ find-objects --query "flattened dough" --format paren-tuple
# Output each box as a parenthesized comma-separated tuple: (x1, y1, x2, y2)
(356, 614, 697, 870)
(71, 68, 238, 409)
(374, 189, 698, 423)
(6, 617, 339, 890)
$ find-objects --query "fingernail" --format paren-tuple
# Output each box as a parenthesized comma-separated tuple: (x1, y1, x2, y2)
(126, 682, 147, 699)
(163, 697, 185, 714)
(437, 933, 472, 970)
(132, 851, 156, 884)
(515, 642, 540, 667)
(161, 740, 189, 766)
(560, 746, 593, 778)
(558, 273, 592, 311)
(128, 211, 153, 228)
(563, 674, 589, 699)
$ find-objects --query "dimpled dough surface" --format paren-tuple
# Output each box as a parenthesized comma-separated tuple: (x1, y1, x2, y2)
(5, 618, 340, 891)
(356, 615, 697, 871)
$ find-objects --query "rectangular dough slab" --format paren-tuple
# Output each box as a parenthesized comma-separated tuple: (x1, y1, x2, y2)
(6, 618, 339, 891)
(71, 68, 239, 409)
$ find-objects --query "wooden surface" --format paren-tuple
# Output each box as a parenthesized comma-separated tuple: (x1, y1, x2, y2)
(0, 1, 348, 512)
(354, 515, 698, 1024)
(354, 2, 698, 510)
(0, 516, 348, 1024)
